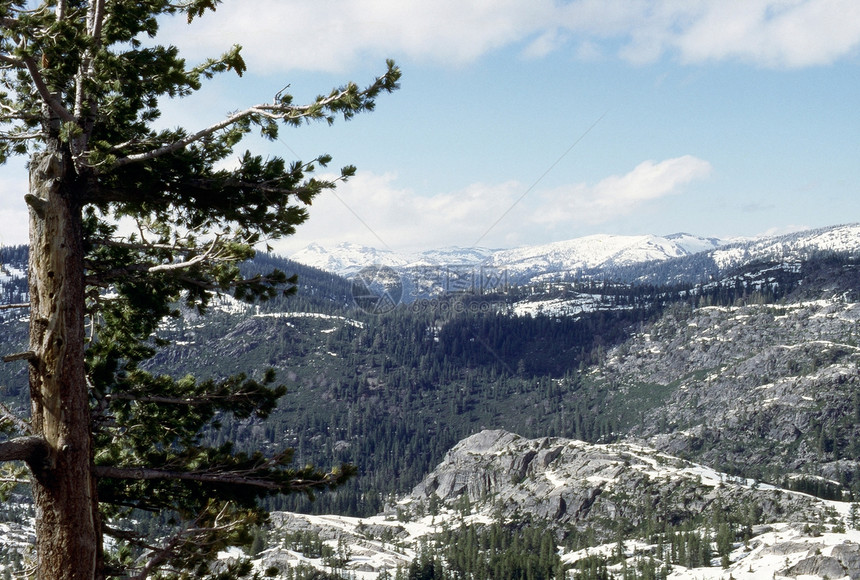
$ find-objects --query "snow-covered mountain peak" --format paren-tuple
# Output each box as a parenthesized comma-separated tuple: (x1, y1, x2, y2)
(288, 223, 860, 288)
(488, 233, 700, 271)
(712, 223, 860, 270)
(290, 232, 728, 281)
(289, 241, 405, 275)
(664, 231, 725, 254)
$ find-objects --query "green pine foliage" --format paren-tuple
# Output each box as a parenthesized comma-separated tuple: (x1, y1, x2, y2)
(0, 2, 399, 577)
(389, 523, 565, 580)
(143, 283, 664, 516)
(8, 249, 860, 521)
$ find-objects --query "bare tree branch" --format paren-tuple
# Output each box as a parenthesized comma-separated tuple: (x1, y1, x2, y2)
(130, 534, 181, 580)
(0, 131, 42, 140)
(21, 54, 75, 124)
(111, 89, 352, 168)
(147, 236, 223, 273)
(147, 254, 207, 273)
(0, 435, 48, 463)
(3, 351, 36, 363)
(127, 527, 184, 580)
(0, 53, 24, 67)
(87, 0, 106, 39)
(122, 502, 247, 580)
(93, 239, 194, 253)
(0, 401, 31, 435)
(0, 303, 29, 310)
(73, 0, 105, 124)
(104, 392, 249, 406)
(94, 465, 281, 490)
(94, 465, 342, 491)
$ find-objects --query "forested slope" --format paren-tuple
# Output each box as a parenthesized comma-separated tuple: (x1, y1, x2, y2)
(3, 245, 860, 518)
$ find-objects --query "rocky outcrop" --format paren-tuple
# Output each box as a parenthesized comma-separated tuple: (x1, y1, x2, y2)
(596, 299, 860, 480)
(782, 542, 860, 579)
(405, 430, 828, 539)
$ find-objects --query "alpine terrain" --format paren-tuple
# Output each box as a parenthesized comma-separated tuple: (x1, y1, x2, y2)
(2, 223, 860, 579)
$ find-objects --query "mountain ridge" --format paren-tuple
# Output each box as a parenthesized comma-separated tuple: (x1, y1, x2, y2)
(289, 223, 860, 288)
(235, 430, 860, 578)
(7, 428, 858, 578)
(3, 223, 860, 578)
(288, 232, 726, 280)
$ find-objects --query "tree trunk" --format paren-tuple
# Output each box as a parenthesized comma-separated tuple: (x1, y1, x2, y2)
(28, 149, 98, 579)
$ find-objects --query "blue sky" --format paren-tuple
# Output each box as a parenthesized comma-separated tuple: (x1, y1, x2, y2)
(2, 0, 859, 254)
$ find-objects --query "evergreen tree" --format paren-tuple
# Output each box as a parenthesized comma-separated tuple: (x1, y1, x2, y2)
(850, 502, 860, 530)
(0, 2, 399, 578)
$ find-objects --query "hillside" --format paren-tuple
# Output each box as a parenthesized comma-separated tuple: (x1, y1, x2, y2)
(289, 232, 726, 289)
(406, 430, 828, 534)
(6, 430, 859, 579)
(4, 226, 860, 514)
(3, 224, 860, 578)
(288, 224, 860, 288)
(606, 299, 860, 484)
(197, 431, 860, 579)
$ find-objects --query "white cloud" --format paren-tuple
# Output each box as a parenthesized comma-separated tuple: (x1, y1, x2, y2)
(533, 156, 713, 227)
(755, 224, 813, 238)
(0, 155, 711, 254)
(523, 30, 568, 60)
(163, 0, 860, 72)
(275, 172, 527, 253)
(0, 159, 30, 248)
(164, 0, 556, 73)
(672, 0, 860, 67)
(276, 155, 712, 253)
(0, 207, 29, 248)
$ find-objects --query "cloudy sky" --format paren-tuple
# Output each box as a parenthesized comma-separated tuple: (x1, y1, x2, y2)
(2, 0, 859, 254)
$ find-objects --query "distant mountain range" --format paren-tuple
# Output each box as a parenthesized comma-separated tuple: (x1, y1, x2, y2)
(290, 223, 860, 287)
(289, 233, 725, 279)
(5, 223, 860, 577)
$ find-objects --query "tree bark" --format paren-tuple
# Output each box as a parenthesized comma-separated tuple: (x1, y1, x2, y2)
(0, 436, 50, 463)
(28, 149, 99, 580)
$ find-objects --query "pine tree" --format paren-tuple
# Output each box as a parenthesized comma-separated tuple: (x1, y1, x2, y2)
(849, 502, 860, 530)
(0, 2, 399, 578)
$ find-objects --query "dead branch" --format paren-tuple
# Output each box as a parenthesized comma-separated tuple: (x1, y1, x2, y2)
(122, 502, 248, 580)
(147, 236, 223, 273)
(0, 401, 31, 434)
(21, 54, 75, 124)
(111, 88, 352, 168)
(3, 351, 36, 363)
(94, 464, 343, 491)
(0, 435, 48, 463)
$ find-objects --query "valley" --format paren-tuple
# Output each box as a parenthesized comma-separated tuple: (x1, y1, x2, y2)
(2, 224, 860, 578)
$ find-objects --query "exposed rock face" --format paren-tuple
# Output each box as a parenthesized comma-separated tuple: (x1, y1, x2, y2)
(406, 430, 827, 539)
(782, 542, 860, 579)
(248, 430, 856, 578)
(596, 299, 860, 480)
